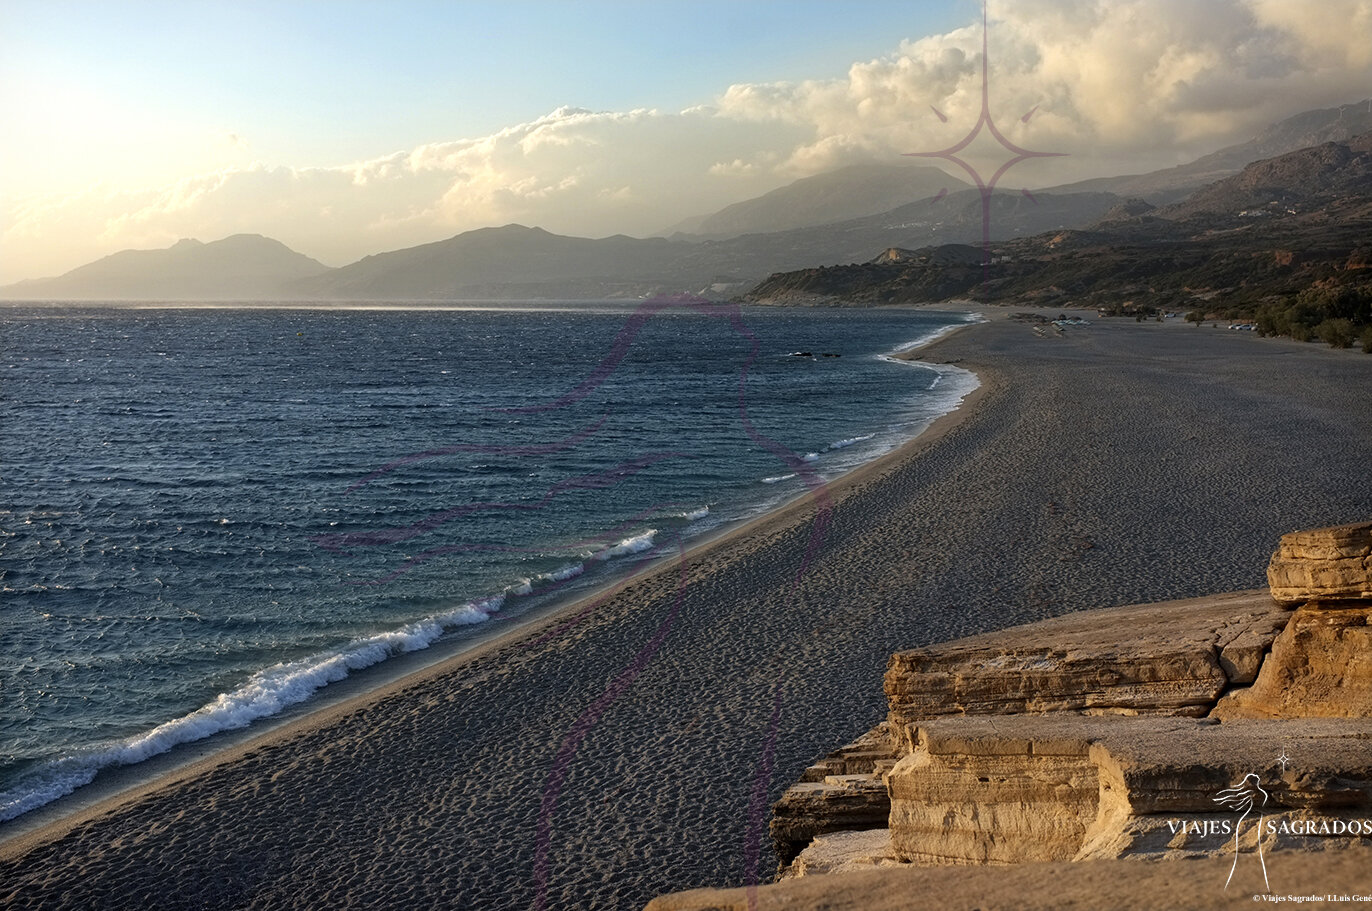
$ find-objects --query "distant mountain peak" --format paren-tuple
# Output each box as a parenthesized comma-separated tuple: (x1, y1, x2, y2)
(1, 234, 333, 301)
(664, 162, 968, 239)
(1162, 132, 1372, 219)
(1045, 97, 1372, 203)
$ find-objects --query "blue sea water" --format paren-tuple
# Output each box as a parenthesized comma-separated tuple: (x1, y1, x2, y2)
(0, 301, 977, 821)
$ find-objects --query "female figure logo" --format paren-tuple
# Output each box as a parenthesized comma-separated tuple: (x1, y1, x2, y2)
(1214, 773, 1270, 892)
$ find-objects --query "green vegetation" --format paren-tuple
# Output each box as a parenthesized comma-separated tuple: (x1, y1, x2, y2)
(1319, 318, 1356, 348)
(1253, 284, 1372, 350)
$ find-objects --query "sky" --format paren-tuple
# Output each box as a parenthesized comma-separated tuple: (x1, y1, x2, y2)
(2, 0, 1370, 285)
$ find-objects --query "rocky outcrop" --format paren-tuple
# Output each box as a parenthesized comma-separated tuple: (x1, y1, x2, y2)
(1209, 523, 1372, 719)
(769, 592, 1287, 872)
(654, 523, 1372, 909)
(883, 591, 1288, 746)
(888, 715, 1372, 866)
(1212, 602, 1372, 719)
(770, 725, 900, 868)
(1266, 521, 1372, 604)
(888, 716, 1101, 864)
(645, 844, 1372, 911)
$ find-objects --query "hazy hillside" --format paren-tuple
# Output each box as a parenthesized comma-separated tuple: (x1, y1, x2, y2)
(745, 133, 1372, 312)
(1045, 98, 1372, 202)
(11, 102, 1371, 304)
(289, 189, 1123, 301)
(1160, 133, 1372, 219)
(291, 224, 695, 300)
(0, 234, 334, 301)
(672, 187, 1122, 277)
(3, 188, 1124, 303)
(664, 164, 968, 238)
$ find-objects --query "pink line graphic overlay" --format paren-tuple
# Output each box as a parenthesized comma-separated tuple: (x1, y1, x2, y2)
(325, 293, 840, 907)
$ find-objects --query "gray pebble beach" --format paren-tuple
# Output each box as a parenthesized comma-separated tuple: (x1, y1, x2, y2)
(4, 315, 1371, 911)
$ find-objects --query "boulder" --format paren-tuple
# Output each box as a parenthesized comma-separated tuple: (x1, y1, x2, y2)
(783, 829, 898, 879)
(1267, 521, 1372, 605)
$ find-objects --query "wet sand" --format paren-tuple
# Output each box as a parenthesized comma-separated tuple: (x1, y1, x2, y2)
(4, 316, 1372, 910)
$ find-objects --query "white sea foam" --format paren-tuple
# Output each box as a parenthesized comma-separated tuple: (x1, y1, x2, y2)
(0, 591, 511, 823)
(888, 312, 986, 354)
(3, 313, 988, 827)
(802, 452, 819, 462)
(541, 562, 585, 583)
(591, 529, 657, 561)
(827, 434, 875, 450)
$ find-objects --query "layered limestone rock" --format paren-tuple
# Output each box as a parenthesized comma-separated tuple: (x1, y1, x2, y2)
(1212, 602, 1372, 718)
(883, 591, 1288, 748)
(770, 725, 899, 868)
(774, 593, 1286, 871)
(1080, 718, 1372, 860)
(887, 716, 1100, 864)
(770, 775, 892, 870)
(1267, 521, 1372, 604)
(727, 521, 1372, 907)
(885, 714, 1372, 865)
(1215, 521, 1372, 718)
(769, 593, 1288, 872)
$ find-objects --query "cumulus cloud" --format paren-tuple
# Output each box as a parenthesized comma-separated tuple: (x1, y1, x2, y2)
(713, 0, 1372, 178)
(4, 0, 1370, 283)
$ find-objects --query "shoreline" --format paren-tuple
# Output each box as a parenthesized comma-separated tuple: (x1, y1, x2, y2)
(9, 310, 1368, 910)
(0, 311, 991, 855)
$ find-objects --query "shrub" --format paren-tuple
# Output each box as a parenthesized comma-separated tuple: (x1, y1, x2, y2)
(1362, 326, 1372, 354)
(1317, 319, 1355, 349)
(1255, 303, 1285, 337)
(1299, 285, 1371, 324)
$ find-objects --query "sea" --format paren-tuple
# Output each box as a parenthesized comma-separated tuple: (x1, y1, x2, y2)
(0, 300, 978, 823)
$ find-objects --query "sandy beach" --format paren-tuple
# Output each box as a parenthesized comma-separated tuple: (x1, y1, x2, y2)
(4, 314, 1372, 911)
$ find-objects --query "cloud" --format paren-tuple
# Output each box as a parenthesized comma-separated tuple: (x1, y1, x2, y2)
(4, 0, 1370, 283)
(3, 107, 814, 281)
(711, 0, 1371, 176)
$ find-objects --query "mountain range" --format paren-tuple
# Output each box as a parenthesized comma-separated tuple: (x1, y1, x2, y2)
(3, 99, 1369, 303)
(744, 133, 1372, 315)
(1, 236, 332, 301)
(660, 164, 967, 237)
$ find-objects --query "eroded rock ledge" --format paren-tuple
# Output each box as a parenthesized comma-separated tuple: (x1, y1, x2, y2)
(648, 522, 1372, 910)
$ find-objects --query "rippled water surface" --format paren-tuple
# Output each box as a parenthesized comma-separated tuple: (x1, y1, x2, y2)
(0, 302, 976, 819)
